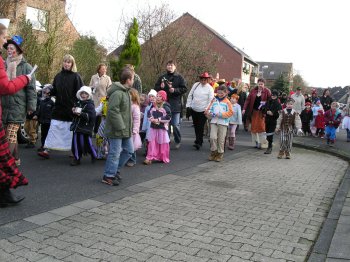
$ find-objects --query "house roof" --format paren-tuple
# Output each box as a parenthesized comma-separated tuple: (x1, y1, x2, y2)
(256, 61, 293, 80)
(108, 45, 124, 59)
(182, 13, 258, 66)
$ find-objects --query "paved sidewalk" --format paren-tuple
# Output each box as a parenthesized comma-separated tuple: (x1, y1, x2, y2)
(0, 146, 348, 262)
(294, 129, 350, 262)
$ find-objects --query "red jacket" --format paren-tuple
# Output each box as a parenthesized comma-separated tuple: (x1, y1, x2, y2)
(315, 114, 325, 129)
(0, 57, 29, 122)
(243, 86, 271, 114)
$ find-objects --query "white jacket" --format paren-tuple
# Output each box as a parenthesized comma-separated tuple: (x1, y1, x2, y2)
(186, 82, 214, 112)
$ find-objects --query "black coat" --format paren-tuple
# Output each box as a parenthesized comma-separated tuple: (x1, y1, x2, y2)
(320, 95, 333, 112)
(38, 97, 54, 124)
(264, 98, 281, 133)
(154, 72, 187, 113)
(300, 109, 313, 123)
(50, 69, 84, 121)
(70, 99, 96, 135)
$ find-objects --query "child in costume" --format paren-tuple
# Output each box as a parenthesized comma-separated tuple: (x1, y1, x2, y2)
(315, 109, 325, 138)
(324, 102, 342, 146)
(37, 84, 55, 152)
(264, 90, 282, 154)
(141, 89, 157, 155)
(143, 90, 171, 164)
(126, 88, 142, 166)
(95, 96, 109, 159)
(300, 102, 313, 136)
(206, 85, 233, 162)
(275, 98, 302, 159)
(227, 94, 242, 150)
(70, 86, 97, 165)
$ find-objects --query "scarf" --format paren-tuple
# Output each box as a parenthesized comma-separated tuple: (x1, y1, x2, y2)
(6, 54, 23, 80)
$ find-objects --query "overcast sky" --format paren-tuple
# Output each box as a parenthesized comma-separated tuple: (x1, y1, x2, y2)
(66, 0, 349, 88)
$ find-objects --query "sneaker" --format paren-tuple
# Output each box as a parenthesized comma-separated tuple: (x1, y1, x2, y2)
(115, 172, 122, 181)
(175, 143, 181, 149)
(143, 159, 152, 165)
(38, 150, 50, 159)
(192, 144, 200, 150)
(126, 162, 135, 167)
(101, 176, 119, 186)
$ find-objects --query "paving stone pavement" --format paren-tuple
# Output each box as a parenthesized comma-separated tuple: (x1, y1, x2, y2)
(0, 148, 348, 262)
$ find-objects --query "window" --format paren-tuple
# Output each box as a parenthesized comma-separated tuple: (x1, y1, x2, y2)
(26, 6, 48, 31)
(270, 71, 275, 75)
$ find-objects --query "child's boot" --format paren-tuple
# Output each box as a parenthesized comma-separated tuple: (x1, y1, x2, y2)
(215, 153, 224, 162)
(208, 151, 218, 161)
(70, 158, 80, 166)
(264, 147, 272, 154)
(277, 150, 284, 159)
(228, 138, 235, 150)
(285, 151, 291, 159)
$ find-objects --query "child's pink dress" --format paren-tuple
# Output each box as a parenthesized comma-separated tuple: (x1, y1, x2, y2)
(146, 103, 171, 163)
(131, 104, 142, 151)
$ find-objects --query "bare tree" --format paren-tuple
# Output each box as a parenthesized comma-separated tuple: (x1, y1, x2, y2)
(116, 3, 220, 92)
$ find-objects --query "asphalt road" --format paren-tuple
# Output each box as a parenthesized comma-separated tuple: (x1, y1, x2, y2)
(0, 120, 253, 225)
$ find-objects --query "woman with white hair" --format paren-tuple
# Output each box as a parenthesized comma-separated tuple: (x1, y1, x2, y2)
(0, 18, 31, 206)
(38, 54, 84, 159)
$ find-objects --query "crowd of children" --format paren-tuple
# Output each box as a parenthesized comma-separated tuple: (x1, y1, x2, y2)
(20, 71, 348, 185)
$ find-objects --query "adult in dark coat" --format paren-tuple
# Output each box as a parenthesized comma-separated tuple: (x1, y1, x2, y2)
(38, 54, 83, 159)
(264, 90, 281, 154)
(0, 18, 31, 206)
(154, 60, 187, 148)
(320, 89, 333, 112)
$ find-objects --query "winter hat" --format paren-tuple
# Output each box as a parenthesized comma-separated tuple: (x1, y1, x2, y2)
(76, 86, 92, 100)
(317, 109, 323, 113)
(271, 90, 279, 97)
(4, 35, 24, 54)
(157, 90, 167, 101)
(305, 102, 312, 107)
(148, 89, 157, 97)
(42, 84, 53, 92)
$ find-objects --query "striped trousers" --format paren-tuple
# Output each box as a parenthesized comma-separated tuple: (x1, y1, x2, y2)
(279, 129, 294, 153)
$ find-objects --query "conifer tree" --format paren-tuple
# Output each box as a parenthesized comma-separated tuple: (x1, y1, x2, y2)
(111, 18, 141, 81)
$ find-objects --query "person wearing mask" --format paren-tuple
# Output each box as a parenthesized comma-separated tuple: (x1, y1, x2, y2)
(2, 35, 37, 166)
(0, 18, 31, 206)
(154, 60, 187, 149)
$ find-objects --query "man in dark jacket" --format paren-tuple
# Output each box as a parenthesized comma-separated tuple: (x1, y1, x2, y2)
(154, 60, 187, 149)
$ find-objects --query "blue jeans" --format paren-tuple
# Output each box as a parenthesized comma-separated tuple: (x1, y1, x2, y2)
(347, 128, 350, 141)
(325, 126, 336, 140)
(128, 152, 136, 164)
(168, 112, 181, 144)
(103, 137, 133, 178)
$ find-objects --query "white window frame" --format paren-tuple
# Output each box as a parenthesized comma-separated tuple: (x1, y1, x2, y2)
(26, 6, 48, 31)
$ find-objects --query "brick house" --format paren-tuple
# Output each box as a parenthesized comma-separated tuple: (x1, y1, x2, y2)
(109, 13, 259, 86)
(6, 0, 79, 45)
(158, 13, 258, 84)
(256, 61, 293, 89)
